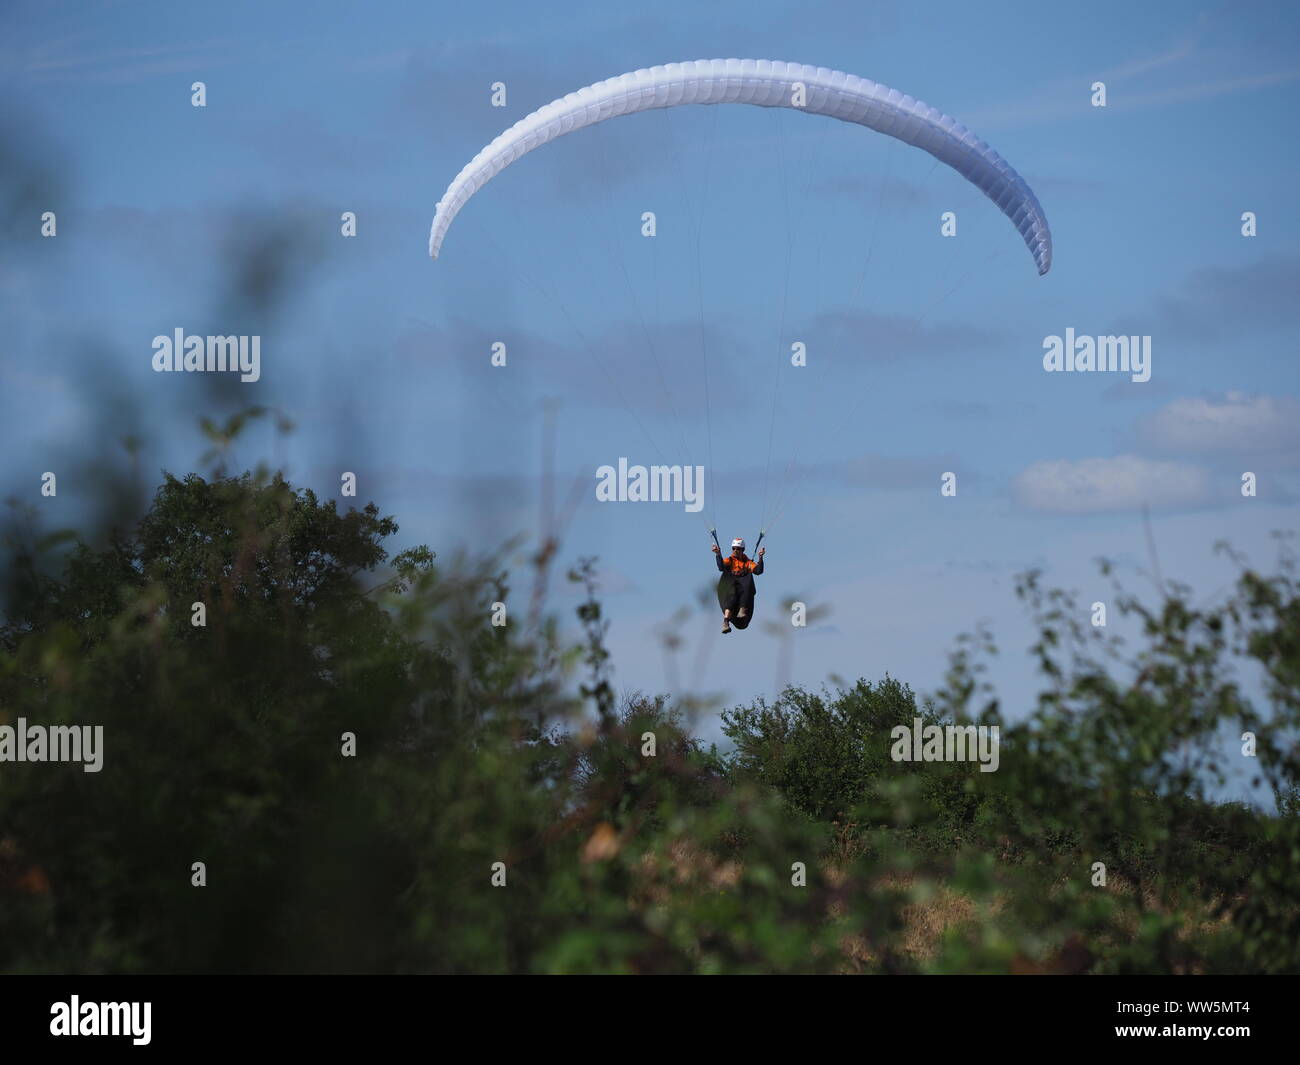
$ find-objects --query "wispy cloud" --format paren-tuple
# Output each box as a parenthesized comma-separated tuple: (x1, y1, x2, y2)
(964, 10, 1300, 131)
(1014, 454, 1210, 513)
(1137, 255, 1300, 342)
(1140, 392, 1300, 456)
(12, 39, 238, 85)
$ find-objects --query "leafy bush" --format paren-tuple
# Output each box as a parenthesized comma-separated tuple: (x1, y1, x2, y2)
(1, 466, 1296, 973)
(721, 677, 987, 851)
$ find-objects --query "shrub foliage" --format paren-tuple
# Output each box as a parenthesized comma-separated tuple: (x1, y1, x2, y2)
(1, 474, 1296, 973)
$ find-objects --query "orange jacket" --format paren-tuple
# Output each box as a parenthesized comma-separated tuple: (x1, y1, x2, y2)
(718, 553, 762, 577)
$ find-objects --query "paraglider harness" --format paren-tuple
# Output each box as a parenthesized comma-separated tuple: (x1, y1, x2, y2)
(712, 529, 764, 630)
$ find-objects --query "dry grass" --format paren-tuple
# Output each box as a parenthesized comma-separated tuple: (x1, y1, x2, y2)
(829, 871, 987, 967)
(620, 831, 1247, 972)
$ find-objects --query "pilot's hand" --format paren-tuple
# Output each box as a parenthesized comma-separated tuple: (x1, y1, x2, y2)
(711, 544, 720, 554)
(758, 547, 765, 557)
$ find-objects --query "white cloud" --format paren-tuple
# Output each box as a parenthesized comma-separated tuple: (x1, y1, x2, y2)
(1014, 455, 1209, 513)
(1142, 393, 1300, 455)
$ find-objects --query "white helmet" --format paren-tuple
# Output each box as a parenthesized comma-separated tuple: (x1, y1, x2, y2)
(731, 538, 745, 550)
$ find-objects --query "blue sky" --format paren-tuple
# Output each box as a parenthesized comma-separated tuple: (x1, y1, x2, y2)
(3, 1, 1299, 775)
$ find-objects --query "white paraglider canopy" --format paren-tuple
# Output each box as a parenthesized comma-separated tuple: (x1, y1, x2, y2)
(429, 58, 1052, 274)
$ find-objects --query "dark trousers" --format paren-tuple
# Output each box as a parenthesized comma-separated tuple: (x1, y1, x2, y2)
(718, 575, 756, 627)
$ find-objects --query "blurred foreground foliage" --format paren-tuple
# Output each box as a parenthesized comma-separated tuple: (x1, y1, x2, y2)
(1, 472, 1297, 973)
